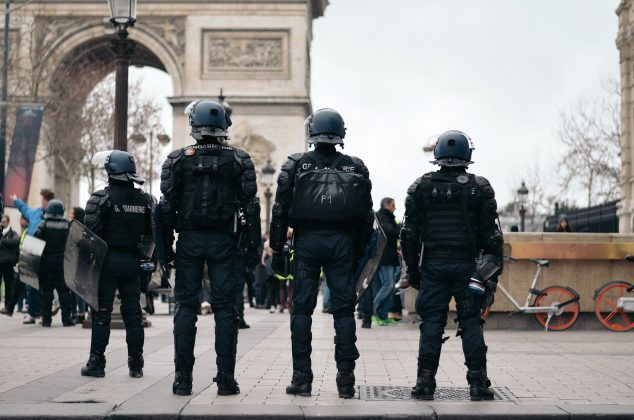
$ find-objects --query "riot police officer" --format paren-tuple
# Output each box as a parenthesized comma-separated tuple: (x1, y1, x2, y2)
(160, 100, 261, 396)
(81, 150, 154, 379)
(34, 199, 73, 327)
(269, 108, 373, 399)
(400, 130, 504, 401)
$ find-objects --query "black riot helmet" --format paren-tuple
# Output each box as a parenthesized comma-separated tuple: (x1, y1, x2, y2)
(431, 130, 475, 167)
(305, 108, 346, 146)
(46, 199, 65, 217)
(91, 150, 145, 184)
(185, 100, 232, 141)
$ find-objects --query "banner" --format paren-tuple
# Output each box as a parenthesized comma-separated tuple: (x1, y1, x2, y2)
(5, 105, 45, 205)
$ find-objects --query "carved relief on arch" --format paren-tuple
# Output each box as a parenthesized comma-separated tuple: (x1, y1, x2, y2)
(139, 17, 186, 67)
(231, 121, 277, 179)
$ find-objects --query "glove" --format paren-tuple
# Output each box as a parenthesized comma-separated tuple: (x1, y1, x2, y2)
(408, 267, 422, 290)
(272, 252, 285, 276)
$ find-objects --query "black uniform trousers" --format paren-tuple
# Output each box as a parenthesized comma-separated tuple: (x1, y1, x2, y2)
(173, 231, 239, 375)
(39, 254, 73, 324)
(0, 263, 16, 308)
(290, 231, 360, 372)
(415, 259, 487, 372)
(90, 249, 144, 357)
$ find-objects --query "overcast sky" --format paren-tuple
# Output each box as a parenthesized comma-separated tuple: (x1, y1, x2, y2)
(126, 0, 621, 219)
(310, 0, 621, 218)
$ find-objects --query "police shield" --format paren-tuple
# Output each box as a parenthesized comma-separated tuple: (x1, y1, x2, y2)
(63, 220, 107, 310)
(18, 235, 46, 290)
(355, 214, 387, 302)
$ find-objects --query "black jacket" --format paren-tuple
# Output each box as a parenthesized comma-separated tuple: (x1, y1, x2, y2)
(0, 227, 19, 266)
(376, 208, 400, 266)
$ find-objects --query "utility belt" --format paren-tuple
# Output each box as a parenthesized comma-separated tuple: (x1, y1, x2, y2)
(291, 220, 353, 234)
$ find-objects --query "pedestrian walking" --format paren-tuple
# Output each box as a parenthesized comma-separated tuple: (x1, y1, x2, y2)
(269, 108, 373, 399)
(159, 100, 261, 396)
(401, 130, 504, 401)
(80, 150, 154, 379)
(371, 197, 401, 326)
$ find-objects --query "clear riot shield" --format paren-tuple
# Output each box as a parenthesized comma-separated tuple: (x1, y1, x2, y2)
(355, 214, 387, 303)
(63, 220, 107, 310)
(154, 203, 174, 289)
(18, 235, 46, 290)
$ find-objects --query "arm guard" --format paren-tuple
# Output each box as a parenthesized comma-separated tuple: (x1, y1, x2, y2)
(244, 199, 262, 251)
(475, 176, 504, 265)
(400, 178, 423, 269)
(159, 150, 182, 230)
(84, 189, 109, 237)
(270, 154, 301, 252)
(350, 156, 374, 248)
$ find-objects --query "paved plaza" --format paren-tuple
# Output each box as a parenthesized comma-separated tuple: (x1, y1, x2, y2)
(0, 302, 633, 419)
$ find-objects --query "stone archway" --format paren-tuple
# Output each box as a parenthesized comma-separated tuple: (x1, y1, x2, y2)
(6, 0, 328, 215)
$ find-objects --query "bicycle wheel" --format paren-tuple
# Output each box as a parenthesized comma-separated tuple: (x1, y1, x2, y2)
(594, 281, 634, 332)
(533, 285, 580, 331)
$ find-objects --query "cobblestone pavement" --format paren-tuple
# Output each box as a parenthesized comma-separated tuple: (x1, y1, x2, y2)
(0, 302, 633, 419)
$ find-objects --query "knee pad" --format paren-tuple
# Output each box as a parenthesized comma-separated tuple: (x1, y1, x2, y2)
(291, 307, 314, 316)
(334, 335, 357, 345)
(332, 306, 354, 319)
(95, 309, 112, 326)
(291, 332, 312, 344)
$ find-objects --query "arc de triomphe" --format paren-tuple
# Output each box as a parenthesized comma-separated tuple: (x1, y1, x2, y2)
(4, 0, 327, 214)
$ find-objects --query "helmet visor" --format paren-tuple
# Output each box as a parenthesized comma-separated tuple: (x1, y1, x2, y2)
(91, 150, 113, 168)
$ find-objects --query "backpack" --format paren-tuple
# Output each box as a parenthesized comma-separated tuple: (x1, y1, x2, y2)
(289, 153, 368, 222)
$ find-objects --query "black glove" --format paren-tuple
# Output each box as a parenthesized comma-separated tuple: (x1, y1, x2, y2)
(272, 252, 285, 276)
(408, 267, 422, 290)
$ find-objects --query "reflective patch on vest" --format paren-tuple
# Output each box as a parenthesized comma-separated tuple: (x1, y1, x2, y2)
(114, 204, 147, 214)
(185, 148, 196, 156)
(456, 174, 469, 184)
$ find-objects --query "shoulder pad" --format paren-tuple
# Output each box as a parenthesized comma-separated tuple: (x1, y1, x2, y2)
(168, 149, 182, 159)
(91, 189, 110, 205)
(475, 175, 491, 188)
(288, 153, 303, 162)
(407, 177, 423, 195)
(348, 155, 369, 177)
(349, 156, 365, 166)
(234, 148, 250, 159)
(421, 171, 434, 180)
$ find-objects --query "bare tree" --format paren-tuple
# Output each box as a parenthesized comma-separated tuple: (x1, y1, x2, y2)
(79, 74, 168, 195)
(556, 79, 621, 207)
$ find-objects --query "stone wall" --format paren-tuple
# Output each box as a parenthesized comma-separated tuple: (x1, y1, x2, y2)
(403, 232, 634, 313)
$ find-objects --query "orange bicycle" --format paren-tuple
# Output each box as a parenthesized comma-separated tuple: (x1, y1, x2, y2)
(593, 256, 634, 332)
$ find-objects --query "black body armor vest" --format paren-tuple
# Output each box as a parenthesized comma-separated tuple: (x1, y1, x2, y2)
(103, 185, 151, 252)
(418, 171, 479, 259)
(177, 144, 242, 230)
(40, 218, 69, 255)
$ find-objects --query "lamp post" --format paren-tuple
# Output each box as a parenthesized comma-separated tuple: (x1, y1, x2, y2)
(517, 181, 529, 232)
(261, 160, 275, 231)
(108, 0, 137, 151)
(131, 131, 171, 195)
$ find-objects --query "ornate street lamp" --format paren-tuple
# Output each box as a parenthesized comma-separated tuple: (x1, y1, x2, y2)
(218, 88, 232, 117)
(108, 0, 137, 151)
(517, 181, 529, 232)
(262, 160, 276, 231)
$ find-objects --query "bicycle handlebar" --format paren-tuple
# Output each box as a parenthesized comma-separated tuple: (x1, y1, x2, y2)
(504, 255, 518, 262)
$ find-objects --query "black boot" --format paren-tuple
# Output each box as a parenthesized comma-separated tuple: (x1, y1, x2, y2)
(411, 368, 436, 400)
(285, 370, 313, 396)
(361, 318, 371, 329)
(128, 355, 144, 378)
(336, 371, 355, 399)
(214, 372, 240, 396)
(173, 372, 193, 396)
(238, 318, 250, 329)
(467, 369, 495, 401)
(81, 353, 106, 377)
